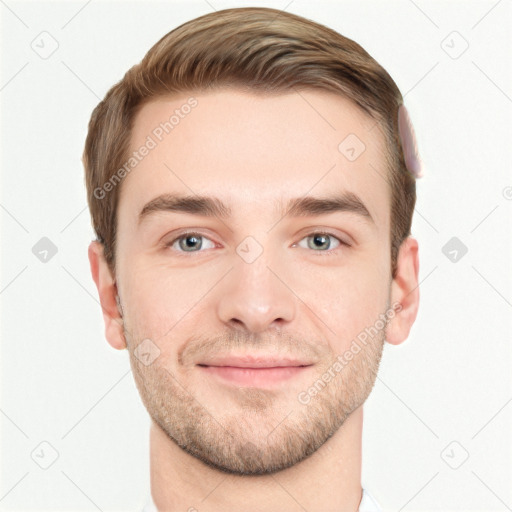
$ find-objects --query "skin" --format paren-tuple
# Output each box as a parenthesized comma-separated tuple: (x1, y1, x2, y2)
(89, 88, 419, 512)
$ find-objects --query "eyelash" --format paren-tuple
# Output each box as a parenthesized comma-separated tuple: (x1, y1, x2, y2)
(163, 230, 350, 257)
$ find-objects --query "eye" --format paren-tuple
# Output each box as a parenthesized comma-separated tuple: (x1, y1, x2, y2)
(295, 231, 348, 255)
(164, 232, 216, 253)
(163, 230, 349, 256)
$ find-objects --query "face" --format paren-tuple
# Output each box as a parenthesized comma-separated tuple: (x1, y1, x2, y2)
(114, 88, 394, 475)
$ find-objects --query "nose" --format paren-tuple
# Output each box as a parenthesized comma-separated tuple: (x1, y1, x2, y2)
(216, 252, 297, 334)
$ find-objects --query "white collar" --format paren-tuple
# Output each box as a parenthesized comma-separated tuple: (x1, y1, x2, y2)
(141, 488, 382, 511)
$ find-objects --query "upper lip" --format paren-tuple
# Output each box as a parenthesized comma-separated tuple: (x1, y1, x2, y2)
(197, 355, 313, 368)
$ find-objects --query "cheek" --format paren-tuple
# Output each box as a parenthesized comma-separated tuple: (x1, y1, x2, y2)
(120, 258, 224, 341)
(300, 255, 389, 350)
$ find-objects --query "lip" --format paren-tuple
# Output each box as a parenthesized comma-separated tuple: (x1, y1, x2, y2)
(198, 365, 312, 387)
(196, 355, 314, 387)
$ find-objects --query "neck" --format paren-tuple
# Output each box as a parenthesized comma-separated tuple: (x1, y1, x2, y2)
(149, 405, 364, 512)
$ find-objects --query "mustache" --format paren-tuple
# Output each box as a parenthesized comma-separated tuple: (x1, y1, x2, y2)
(178, 331, 328, 367)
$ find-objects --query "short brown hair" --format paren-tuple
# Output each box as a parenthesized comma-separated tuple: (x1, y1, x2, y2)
(83, 6, 416, 278)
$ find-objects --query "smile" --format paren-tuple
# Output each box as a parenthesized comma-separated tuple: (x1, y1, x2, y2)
(197, 364, 313, 387)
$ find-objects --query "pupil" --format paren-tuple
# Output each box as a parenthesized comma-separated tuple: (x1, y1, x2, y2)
(182, 235, 200, 250)
(312, 234, 329, 250)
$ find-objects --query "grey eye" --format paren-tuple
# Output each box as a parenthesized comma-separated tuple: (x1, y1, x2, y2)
(169, 233, 216, 252)
(298, 233, 341, 251)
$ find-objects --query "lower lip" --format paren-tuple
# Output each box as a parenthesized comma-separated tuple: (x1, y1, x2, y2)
(199, 365, 311, 387)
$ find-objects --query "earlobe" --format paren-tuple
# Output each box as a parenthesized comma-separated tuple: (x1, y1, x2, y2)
(386, 236, 420, 346)
(88, 241, 127, 350)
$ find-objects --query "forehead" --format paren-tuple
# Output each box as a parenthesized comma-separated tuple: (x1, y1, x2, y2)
(120, 88, 390, 230)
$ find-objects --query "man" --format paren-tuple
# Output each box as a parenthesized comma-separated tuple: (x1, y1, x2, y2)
(84, 7, 421, 511)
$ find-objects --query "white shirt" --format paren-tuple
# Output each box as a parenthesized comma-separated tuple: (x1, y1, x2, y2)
(142, 488, 382, 511)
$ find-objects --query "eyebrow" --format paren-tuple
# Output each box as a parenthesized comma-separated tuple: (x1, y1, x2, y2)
(138, 191, 375, 225)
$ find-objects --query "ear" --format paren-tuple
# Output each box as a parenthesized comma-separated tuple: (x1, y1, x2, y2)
(386, 236, 420, 345)
(88, 241, 127, 350)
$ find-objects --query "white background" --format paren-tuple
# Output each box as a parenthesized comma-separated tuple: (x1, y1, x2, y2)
(1, 0, 511, 510)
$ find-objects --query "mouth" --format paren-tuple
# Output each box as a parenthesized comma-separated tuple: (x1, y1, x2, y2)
(196, 355, 314, 387)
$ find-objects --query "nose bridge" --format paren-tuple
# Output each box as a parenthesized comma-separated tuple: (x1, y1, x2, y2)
(216, 237, 296, 333)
